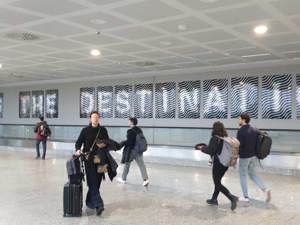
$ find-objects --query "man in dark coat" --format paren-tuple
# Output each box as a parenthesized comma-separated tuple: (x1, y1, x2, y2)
(34, 116, 51, 159)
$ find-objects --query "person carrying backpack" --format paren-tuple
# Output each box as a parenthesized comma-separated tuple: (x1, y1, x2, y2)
(196, 121, 239, 211)
(237, 113, 271, 203)
(34, 116, 51, 160)
(117, 117, 149, 187)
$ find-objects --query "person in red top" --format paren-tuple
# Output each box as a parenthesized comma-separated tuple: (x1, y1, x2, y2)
(34, 116, 51, 159)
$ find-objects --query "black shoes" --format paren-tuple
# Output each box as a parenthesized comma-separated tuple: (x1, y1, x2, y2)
(96, 207, 104, 216)
(230, 195, 239, 211)
(206, 199, 218, 205)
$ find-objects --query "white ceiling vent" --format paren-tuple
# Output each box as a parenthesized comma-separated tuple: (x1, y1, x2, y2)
(4, 32, 40, 41)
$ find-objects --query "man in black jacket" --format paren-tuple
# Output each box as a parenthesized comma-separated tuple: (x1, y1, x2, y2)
(237, 113, 271, 203)
(75, 111, 108, 216)
(117, 117, 149, 187)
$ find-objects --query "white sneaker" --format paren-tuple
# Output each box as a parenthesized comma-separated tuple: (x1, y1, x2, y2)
(117, 177, 126, 184)
(143, 179, 149, 187)
(208, 160, 213, 167)
(265, 189, 271, 203)
(239, 196, 250, 202)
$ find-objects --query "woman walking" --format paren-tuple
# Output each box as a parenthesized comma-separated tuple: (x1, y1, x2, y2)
(196, 121, 238, 211)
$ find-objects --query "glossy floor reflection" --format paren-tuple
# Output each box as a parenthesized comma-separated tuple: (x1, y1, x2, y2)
(0, 150, 299, 225)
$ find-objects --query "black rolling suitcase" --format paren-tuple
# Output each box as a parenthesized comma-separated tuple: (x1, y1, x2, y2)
(63, 183, 83, 217)
(63, 154, 85, 217)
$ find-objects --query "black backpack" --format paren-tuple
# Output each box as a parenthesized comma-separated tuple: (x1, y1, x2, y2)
(256, 130, 272, 159)
(133, 130, 148, 154)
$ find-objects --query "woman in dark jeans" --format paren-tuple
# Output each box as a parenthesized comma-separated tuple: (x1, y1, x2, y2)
(196, 121, 238, 211)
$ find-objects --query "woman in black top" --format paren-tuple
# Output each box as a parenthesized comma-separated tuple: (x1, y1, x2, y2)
(75, 111, 108, 216)
(196, 121, 238, 211)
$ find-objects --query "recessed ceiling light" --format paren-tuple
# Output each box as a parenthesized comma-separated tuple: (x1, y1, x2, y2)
(90, 49, 101, 56)
(254, 25, 268, 35)
(0, 64, 2, 69)
(178, 24, 187, 31)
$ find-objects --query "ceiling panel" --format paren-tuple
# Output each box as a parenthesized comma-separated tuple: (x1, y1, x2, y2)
(206, 5, 272, 25)
(192, 52, 227, 61)
(257, 33, 300, 46)
(0, 6, 42, 25)
(46, 52, 84, 60)
(108, 26, 163, 40)
(12, 0, 87, 15)
(159, 56, 193, 64)
(177, 0, 244, 11)
(0, 38, 19, 48)
(167, 45, 209, 55)
(244, 54, 280, 62)
(151, 16, 211, 33)
(38, 39, 87, 49)
(208, 57, 243, 65)
(207, 39, 253, 51)
(9, 44, 54, 54)
(271, 42, 300, 52)
(0, 0, 299, 85)
(142, 37, 187, 49)
(227, 47, 270, 57)
(134, 50, 172, 59)
(114, 0, 182, 22)
(284, 51, 300, 59)
(232, 21, 291, 37)
(105, 54, 140, 62)
(26, 21, 87, 37)
(65, 10, 131, 31)
(70, 33, 122, 46)
(108, 43, 149, 53)
(271, 0, 300, 16)
(183, 29, 236, 43)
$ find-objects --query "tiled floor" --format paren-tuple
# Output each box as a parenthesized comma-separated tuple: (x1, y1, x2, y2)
(0, 150, 299, 225)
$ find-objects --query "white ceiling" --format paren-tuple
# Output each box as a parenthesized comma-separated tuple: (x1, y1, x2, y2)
(0, 0, 300, 85)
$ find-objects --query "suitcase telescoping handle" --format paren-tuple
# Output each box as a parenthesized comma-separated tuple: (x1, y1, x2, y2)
(72, 153, 86, 182)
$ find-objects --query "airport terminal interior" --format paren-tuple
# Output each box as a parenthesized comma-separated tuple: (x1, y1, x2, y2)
(0, 0, 300, 224)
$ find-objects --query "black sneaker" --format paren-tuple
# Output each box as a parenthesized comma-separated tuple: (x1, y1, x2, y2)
(230, 195, 238, 211)
(206, 199, 218, 205)
(35, 156, 40, 159)
(96, 207, 104, 216)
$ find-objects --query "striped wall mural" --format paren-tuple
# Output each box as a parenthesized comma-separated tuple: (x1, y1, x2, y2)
(0, 93, 3, 118)
(297, 75, 300, 119)
(203, 79, 228, 119)
(178, 80, 201, 119)
(231, 76, 258, 119)
(16, 74, 300, 120)
(134, 83, 153, 119)
(155, 82, 176, 118)
(262, 74, 292, 119)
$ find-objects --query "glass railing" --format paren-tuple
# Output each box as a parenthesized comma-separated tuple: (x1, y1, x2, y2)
(0, 124, 299, 153)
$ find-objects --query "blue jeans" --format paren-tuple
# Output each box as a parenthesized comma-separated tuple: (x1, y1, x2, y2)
(122, 154, 148, 181)
(36, 139, 46, 158)
(239, 156, 266, 198)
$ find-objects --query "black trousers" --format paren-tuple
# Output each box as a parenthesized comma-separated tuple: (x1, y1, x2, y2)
(85, 162, 104, 209)
(211, 157, 233, 201)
